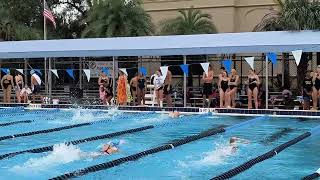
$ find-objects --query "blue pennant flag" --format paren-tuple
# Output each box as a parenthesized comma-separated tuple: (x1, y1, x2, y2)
(66, 69, 75, 80)
(223, 59, 232, 75)
(34, 69, 42, 76)
(139, 67, 147, 76)
(179, 64, 189, 75)
(267, 52, 277, 66)
(102, 67, 109, 76)
(1, 68, 9, 74)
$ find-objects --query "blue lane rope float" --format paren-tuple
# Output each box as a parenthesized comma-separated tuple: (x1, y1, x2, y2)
(302, 168, 320, 180)
(49, 126, 226, 180)
(0, 106, 24, 113)
(0, 120, 33, 127)
(0, 125, 153, 160)
(0, 109, 60, 118)
(225, 116, 269, 132)
(211, 124, 320, 180)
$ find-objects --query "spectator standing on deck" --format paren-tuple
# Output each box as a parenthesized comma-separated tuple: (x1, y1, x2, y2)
(247, 69, 260, 109)
(202, 64, 214, 107)
(227, 69, 239, 108)
(312, 65, 320, 110)
(98, 72, 113, 105)
(30, 70, 42, 103)
(154, 70, 164, 107)
(218, 70, 229, 108)
(137, 73, 146, 105)
(302, 71, 313, 110)
(130, 73, 139, 105)
(14, 71, 24, 103)
(117, 70, 127, 106)
(163, 68, 173, 107)
(1, 69, 14, 103)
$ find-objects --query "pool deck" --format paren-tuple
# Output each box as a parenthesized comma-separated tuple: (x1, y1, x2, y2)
(1, 103, 320, 118)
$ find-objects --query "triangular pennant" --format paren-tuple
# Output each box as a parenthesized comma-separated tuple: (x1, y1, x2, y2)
(66, 69, 75, 80)
(179, 64, 189, 75)
(1, 68, 9, 74)
(244, 57, 255, 70)
(139, 67, 147, 76)
(200, 63, 210, 75)
(34, 69, 42, 76)
(267, 52, 277, 66)
(102, 67, 109, 76)
(119, 68, 128, 76)
(223, 59, 232, 75)
(51, 69, 59, 79)
(16, 69, 24, 75)
(292, 50, 303, 66)
(83, 69, 91, 82)
(160, 66, 169, 79)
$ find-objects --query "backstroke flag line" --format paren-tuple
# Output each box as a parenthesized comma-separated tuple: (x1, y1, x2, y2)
(200, 63, 210, 75)
(139, 67, 147, 76)
(245, 57, 255, 70)
(16, 69, 24, 75)
(51, 69, 59, 78)
(180, 64, 189, 75)
(119, 68, 128, 76)
(267, 52, 277, 66)
(160, 66, 169, 79)
(66, 69, 75, 80)
(83, 69, 91, 82)
(292, 50, 303, 66)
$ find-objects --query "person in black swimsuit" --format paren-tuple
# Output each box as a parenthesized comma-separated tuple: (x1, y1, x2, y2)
(1, 70, 14, 103)
(137, 73, 146, 105)
(312, 66, 320, 110)
(303, 71, 313, 110)
(227, 69, 239, 108)
(247, 69, 260, 109)
(130, 73, 139, 105)
(219, 70, 229, 108)
(14, 71, 24, 103)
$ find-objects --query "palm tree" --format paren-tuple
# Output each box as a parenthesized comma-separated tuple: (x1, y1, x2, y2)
(82, 0, 154, 37)
(254, 0, 320, 89)
(160, 7, 217, 35)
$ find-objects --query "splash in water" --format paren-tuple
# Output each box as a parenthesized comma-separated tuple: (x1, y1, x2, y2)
(11, 143, 82, 172)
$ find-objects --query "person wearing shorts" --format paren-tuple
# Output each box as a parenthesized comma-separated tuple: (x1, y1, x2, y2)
(202, 64, 213, 107)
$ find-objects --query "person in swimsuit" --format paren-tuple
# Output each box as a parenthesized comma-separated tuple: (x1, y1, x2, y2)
(168, 110, 181, 118)
(229, 136, 250, 153)
(202, 64, 214, 107)
(312, 65, 320, 110)
(219, 70, 229, 108)
(98, 72, 113, 105)
(227, 69, 239, 108)
(30, 70, 42, 103)
(117, 70, 127, 106)
(154, 70, 164, 107)
(163, 68, 173, 107)
(101, 143, 119, 155)
(137, 73, 146, 105)
(130, 73, 139, 105)
(247, 69, 260, 109)
(14, 71, 24, 103)
(303, 71, 313, 110)
(1, 70, 14, 103)
(20, 85, 32, 103)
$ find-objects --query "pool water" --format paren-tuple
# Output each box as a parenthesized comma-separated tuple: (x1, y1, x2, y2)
(0, 107, 319, 180)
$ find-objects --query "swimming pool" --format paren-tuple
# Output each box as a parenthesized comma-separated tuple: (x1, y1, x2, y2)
(0, 107, 319, 180)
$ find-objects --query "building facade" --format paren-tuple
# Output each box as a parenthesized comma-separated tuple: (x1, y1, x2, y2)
(143, 0, 279, 33)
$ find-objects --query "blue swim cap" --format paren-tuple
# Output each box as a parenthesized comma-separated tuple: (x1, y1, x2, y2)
(109, 140, 120, 147)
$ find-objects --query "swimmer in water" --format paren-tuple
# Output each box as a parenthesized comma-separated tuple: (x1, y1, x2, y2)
(229, 137, 250, 153)
(169, 111, 181, 118)
(101, 143, 119, 155)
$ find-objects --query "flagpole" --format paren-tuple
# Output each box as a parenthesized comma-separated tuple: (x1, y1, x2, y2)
(43, 0, 50, 100)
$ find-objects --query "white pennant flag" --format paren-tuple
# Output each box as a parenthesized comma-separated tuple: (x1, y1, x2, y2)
(51, 69, 59, 78)
(292, 50, 303, 66)
(16, 69, 24, 75)
(200, 63, 210, 75)
(83, 69, 91, 82)
(119, 68, 128, 76)
(160, 66, 169, 79)
(244, 57, 255, 70)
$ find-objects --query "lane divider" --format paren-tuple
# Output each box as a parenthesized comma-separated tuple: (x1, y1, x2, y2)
(0, 125, 153, 160)
(302, 168, 320, 180)
(0, 109, 60, 117)
(211, 124, 320, 180)
(49, 126, 226, 180)
(0, 120, 33, 127)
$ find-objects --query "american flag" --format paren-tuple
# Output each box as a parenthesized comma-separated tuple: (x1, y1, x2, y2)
(43, 2, 56, 28)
